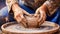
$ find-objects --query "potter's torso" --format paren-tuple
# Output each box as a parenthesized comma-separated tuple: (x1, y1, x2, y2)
(6, 0, 60, 16)
(22, 0, 46, 10)
(20, 0, 59, 16)
(45, 0, 60, 16)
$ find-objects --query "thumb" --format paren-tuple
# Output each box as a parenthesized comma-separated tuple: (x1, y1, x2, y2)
(34, 8, 39, 17)
(20, 14, 25, 19)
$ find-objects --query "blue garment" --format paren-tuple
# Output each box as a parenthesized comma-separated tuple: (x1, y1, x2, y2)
(46, 7, 60, 25)
(0, 7, 8, 17)
(0, 2, 60, 25)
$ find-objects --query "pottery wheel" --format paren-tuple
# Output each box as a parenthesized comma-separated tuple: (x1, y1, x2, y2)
(1, 21, 59, 34)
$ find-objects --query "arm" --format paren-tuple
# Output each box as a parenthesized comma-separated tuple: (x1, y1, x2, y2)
(43, 0, 59, 16)
(6, 0, 31, 27)
(12, 3, 31, 16)
(34, 0, 60, 26)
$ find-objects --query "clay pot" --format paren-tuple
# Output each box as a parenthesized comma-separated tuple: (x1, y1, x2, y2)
(22, 12, 46, 28)
(1, 21, 59, 34)
(24, 14, 40, 28)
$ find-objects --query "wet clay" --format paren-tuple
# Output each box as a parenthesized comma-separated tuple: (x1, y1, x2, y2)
(24, 14, 40, 28)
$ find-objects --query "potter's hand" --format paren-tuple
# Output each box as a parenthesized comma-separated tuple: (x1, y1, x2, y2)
(12, 4, 31, 27)
(6, 0, 31, 27)
(34, 6, 46, 26)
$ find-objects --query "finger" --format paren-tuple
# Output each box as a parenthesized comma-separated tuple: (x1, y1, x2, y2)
(38, 14, 45, 23)
(15, 16, 22, 22)
(20, 15, 24, 19)
(34, 8, 40, 17)
(39, 14, 46, 26)
(20, 16, 28, 27)
(21, 21, 28, 28)
(38, 13, 44, 22)
(19, 14, 28, 27)
(14, 14, 22, 22)
(36, 8, 40, 13)
(38, 12, 46, 26)
(14, 15, 27, 27)
(16, 17, 27, 28)
(37, 15, 44, 27)
(20, 14, 27, 22)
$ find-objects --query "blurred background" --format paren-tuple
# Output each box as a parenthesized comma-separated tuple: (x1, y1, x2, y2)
(0, 0, 7, 27)
(0, 0, 6, 9)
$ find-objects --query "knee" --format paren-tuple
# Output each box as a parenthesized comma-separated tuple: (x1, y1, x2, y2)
(0, 7, 8, 26)
(0, 7, 8, 17)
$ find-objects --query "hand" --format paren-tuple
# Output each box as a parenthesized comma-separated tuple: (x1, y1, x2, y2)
(34, 7, 46, 26)
(14, 8, 31, 27)
(12, 4, 31, 27)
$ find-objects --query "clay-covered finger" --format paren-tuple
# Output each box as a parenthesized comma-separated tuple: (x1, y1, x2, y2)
(34, 8, 40, 17)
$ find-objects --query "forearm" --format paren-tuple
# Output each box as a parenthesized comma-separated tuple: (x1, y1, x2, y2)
(39, 3, 48, 13)
(12, 3, 31, 16)
(12, 3, 22, 13)
(43, 0, 59, 16)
